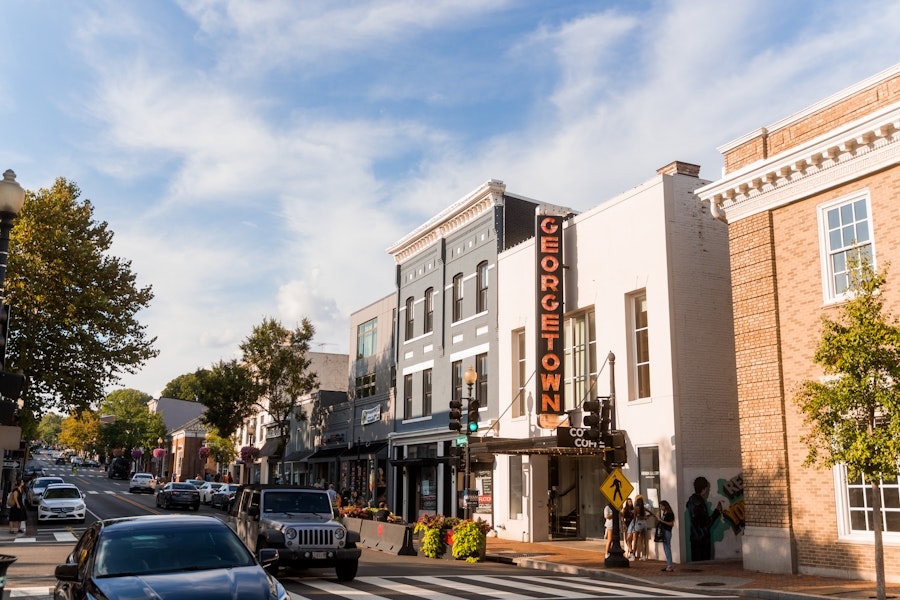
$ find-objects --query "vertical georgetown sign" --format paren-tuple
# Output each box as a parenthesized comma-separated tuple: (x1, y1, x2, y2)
(535, 208, 567, 426)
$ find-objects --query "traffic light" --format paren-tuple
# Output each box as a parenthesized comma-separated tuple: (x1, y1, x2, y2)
(448, 398, 463, 432)
(467, 399, 480, 435)
(582, 399, 601, 441)
(604, 430, 628, 465)
(0, 303, 10, 371)
(600, 398, 611, 437)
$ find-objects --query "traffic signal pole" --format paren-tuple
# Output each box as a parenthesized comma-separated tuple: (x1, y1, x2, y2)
(603, 353, 629, 568)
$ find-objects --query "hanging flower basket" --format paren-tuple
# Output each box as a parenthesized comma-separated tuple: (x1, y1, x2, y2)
(240, 445, 259, 463)
(131, 448, 143, 461)
(152, 448, 166, 459)
(198, 446, 211, 460)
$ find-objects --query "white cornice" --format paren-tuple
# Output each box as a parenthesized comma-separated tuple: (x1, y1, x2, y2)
(697, 103, 900, 223)
(386, 179, 507, 264)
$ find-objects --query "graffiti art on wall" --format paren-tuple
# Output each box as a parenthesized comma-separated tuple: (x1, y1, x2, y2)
(684, 471, 744, 562)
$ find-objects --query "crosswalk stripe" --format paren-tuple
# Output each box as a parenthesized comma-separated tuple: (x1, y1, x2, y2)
(455, 575, 597, 598)
(415, 575, 527, 598)
(294, 578, 394, 599)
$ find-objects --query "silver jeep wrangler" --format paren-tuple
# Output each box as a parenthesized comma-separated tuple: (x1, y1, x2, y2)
(231, 484, 361, 581)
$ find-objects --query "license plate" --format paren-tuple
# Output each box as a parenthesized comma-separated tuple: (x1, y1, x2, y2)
(312, 551, 327, 559)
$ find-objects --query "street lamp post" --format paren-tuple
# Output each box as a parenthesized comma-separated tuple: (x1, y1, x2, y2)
(157, 438, 163, 479)
(462, 365, 478, 520)
(246, 421, 256, 484)
(0, 170, 25, 300)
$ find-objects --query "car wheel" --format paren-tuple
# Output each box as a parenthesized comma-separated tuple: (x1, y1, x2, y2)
(192, 503, 199, 511)
(335, 560, 359, 582)
(163, 497, 170, 510)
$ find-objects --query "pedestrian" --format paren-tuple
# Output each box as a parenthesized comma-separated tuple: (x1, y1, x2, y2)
(7, 479, 25, 536)
(326, 483, 338, 507)
(622, 497, 635, 558)
(686, 476, 722, 561)
(225, 472, 233, 484)
(603, 504, 614, 558)
(214, 472, 221, 483)
(654, 500, 676, 571)
(633, 494, 650, 560)
(374, 501, 391, 522)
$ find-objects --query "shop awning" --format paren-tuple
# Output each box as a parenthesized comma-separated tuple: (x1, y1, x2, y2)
(283, 450, 313, 463)
(307, 446, 346, 462)
(258, 438, 283, 458)
(469, 435, 605, 457)
(341, 442, 387, 458)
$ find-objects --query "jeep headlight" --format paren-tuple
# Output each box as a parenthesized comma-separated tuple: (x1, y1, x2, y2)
(334, 529, 345, 540)
(285, 528, 297, 540)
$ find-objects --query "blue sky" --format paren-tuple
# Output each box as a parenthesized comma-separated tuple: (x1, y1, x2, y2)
(1, 1, 898, 399)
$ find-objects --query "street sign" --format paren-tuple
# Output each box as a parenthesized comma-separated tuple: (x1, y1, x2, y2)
(456, 436, 468, 446)
(600, 467, 633, 511)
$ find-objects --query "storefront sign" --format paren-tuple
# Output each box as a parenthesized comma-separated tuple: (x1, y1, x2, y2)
(557, 426, 601, 449)
(535, 211, 565, 423)
(361, 405, 381, 425)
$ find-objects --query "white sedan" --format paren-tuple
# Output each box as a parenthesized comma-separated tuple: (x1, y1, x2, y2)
(197, 481, 223, 504)
(38, 483, 86, 523)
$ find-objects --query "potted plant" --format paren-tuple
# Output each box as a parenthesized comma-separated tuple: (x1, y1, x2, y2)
(451, 518, 491, 562)
(413, 515, 489, 561)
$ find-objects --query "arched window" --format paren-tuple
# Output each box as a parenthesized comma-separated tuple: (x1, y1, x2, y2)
(405, 296, 414, 340)
(452, 274, 464, 322)
(476, 261, 489, 313)
(424, 288, 434, 333)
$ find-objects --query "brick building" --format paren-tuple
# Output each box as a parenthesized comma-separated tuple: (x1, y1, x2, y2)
(695, 63, 900, 581)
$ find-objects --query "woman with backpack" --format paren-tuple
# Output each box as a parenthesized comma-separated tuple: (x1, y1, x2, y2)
(7, 479, 25, 535)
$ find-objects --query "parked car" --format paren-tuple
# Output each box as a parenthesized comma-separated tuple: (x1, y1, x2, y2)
(54, 457, 67, 465)
(185, 478, 206, 489)
(155, 482, 200, 511)
(210, 484, 240, 511)
(53, 515, 286, 600)
(38, 483, 86, 523)
(26, 476, 65, 507)
(129, 473, 155, 494)
(82, 459, 100, 468)
(23, 464, 46, 481)
(197, 481, 223, 504)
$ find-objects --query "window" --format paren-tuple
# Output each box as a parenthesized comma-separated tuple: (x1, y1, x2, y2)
(422, 368, 432, 417)
(513, 329, 527, 418)
(355, 373, 376, 398)
(356, 318, 377, 359)
(563, 310, 597, 409)
(631, 294, 651, 400)
(452, 273, 464, 322)
(509, 455, 523, 517)
(820, 195, 873, 299)
(844, 471, 900, 535)
(424, 288, 434, 333)
(638, 446, 658, 498)
(475, 353, 488, 409)
(403, 374, 413, 420)
(405, 297, 415, 340)
(476, 261, 489, 313)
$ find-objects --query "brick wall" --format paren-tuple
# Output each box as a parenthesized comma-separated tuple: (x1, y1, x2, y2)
(724, 72, 900, 173)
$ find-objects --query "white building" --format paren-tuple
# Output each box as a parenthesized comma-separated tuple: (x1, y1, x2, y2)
(485, 162, 742, 564)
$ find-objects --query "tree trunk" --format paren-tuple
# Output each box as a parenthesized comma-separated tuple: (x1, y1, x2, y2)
(872, 479, 885, 600)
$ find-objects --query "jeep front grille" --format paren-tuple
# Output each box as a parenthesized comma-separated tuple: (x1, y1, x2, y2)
(297, 528, 335, 546)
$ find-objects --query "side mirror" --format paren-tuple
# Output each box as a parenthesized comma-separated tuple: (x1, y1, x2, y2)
(54, 563, 79, 582)
(258, 548, 279, 567)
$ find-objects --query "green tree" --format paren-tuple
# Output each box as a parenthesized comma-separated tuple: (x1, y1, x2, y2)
(195, 361, 257, 436)
(97, 389, 166, 464)
(204, 430, 237, 467)
(240, 317, 318, 480)
(161, 371, 207, 401)
(37, 412, 63, 445)
(6, 178, 158, 419)
(794, 260, 900, 600)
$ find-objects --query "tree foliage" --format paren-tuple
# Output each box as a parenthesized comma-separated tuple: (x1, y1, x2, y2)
(37, 412, 63, 445)
(58, 411, 100, 453)
(794, 259, 900, 600)
(240, 317, 318, 474)
(161, 371, 207, 402)
(96, 389, 166, 458)
(204, 430, 237, 466)
(6, 178, 158, 418)
(195, 360, 257, 436)
(795, 263, 900, 479)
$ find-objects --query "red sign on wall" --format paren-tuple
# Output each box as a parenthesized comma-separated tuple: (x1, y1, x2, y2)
(535, 212, 565, 423)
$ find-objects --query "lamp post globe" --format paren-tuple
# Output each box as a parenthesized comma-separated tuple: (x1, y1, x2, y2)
(0, 170, 25, 295)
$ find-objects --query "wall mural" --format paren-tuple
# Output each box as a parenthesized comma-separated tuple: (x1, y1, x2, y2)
(684, 471, 744, 562)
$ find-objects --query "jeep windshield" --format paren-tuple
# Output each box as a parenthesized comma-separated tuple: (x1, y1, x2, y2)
(263, 491, 331, 514)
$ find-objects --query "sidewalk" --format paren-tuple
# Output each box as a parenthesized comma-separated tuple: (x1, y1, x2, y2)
(485, 536, 899, 599)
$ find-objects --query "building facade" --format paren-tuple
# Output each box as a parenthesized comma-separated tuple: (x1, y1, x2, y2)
(695, 64, 900, 580)
(486, 162, 742, 566)
(385, 180, 559, 524)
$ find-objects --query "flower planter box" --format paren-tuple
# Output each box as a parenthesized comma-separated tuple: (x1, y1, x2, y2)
(413, 528, 486, 560)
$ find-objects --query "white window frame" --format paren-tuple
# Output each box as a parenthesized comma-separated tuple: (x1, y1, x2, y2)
(629, 292, 651, 401)
(833, 465, 900, 543)
(817, 191, 875, 304)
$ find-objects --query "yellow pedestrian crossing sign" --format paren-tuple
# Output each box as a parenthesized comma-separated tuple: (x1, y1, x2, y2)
(600, 467, 633, 510)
